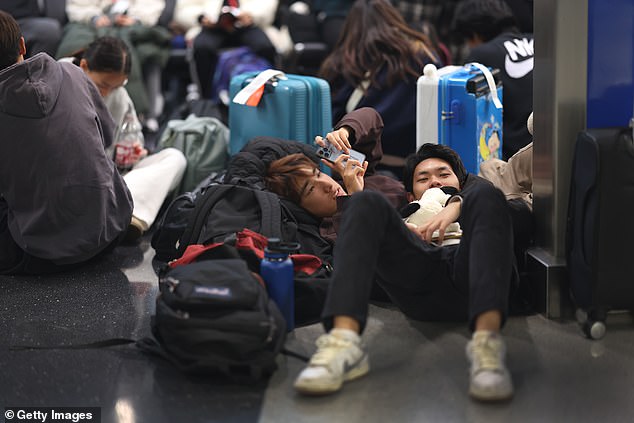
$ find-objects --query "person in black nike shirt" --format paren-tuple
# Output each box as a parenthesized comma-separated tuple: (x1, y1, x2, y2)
(452, 0, 534, 160)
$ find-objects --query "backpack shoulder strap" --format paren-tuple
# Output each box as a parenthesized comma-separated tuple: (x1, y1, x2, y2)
(254, 189, 282, 239)
(177, 184, 234, 256)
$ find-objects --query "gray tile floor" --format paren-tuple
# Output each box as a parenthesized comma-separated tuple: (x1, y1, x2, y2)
(2, 237, 634, 423)
(267, 307, 634, 423)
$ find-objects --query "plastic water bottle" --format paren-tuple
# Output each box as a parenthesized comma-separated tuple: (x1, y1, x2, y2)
(114, 105, 144, 171)
(261, 238, 300, 332)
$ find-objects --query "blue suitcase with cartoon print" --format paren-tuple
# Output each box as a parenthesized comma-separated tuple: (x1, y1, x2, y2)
(417, 63, 504, 174)
(228, 70, 332, 156)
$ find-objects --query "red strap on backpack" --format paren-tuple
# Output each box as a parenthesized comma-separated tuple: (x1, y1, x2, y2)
(169, 229, 323, 276)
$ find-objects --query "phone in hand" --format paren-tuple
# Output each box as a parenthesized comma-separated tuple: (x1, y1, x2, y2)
(316, 141, 366, 166)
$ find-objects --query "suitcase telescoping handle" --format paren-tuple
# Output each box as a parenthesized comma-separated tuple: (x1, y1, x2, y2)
(232, 69, 287, 107)
(468, 63, 503, 110)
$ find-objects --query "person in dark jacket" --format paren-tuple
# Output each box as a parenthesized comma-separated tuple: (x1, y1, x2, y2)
(224, 107, 403, 250)
(0, 11, 133, 275)
(224, 107, 407, 323)
(225, 107, 408, 255)
(319, 0, 440, 178)
(0, 0, 62, 57)
(287, 0, 353, 52)
(276, 140, 515, 402)
(452, 0, 534, 160)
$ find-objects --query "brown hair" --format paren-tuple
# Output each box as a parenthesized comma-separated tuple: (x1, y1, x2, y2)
(319, 0, 438, 93)
(265, 153, 318, 204)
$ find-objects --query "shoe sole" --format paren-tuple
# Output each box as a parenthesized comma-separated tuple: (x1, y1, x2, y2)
(469, 385, 514, 402)
(294, 355, 370, 396)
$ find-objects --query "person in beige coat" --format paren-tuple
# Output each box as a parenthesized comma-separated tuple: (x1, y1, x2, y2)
(479, 112, 533, 210)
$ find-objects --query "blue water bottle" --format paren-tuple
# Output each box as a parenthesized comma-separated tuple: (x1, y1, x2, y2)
(261, 238, 300, 332)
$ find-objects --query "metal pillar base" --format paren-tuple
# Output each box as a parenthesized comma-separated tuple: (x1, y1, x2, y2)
(526, 247, 573, 320)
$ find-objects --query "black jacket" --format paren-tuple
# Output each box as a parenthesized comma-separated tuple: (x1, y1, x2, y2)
(224, 136, 335, 325)
(224, 136, 336, 263)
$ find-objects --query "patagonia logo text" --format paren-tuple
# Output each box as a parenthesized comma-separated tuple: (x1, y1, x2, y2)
(194, 286, 231, 297)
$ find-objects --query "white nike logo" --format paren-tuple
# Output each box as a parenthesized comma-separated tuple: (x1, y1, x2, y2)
(504, 55, 534, 78)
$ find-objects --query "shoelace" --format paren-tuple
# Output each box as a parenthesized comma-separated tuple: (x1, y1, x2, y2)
(309, 334, 355, 368)
(472, 339, 503, 372)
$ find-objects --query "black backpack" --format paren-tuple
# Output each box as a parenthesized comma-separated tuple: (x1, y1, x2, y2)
(139, 243, 287, 379)
(8, 243, 290, 379)
(152, 182, 283, 263)
(151, 137, 335, 326)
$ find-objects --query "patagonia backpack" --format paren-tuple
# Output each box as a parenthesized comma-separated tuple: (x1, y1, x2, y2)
(139, 241, 287, 379)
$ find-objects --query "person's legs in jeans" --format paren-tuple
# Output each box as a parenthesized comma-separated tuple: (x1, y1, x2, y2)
(141, 60, 164, 132)
(297, 185, 515, 400)
(452, 181, 514, 401)
(296, 191, 464, 394)
(237, 26, 277, 66)
(322, 191, 466, 332)
(193, 29, 226, 98)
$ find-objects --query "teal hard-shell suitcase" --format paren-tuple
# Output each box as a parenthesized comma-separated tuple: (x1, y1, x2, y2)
(228, 71, 332, 156)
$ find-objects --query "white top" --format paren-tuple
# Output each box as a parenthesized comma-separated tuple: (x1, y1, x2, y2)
(66, 0, 165, 26)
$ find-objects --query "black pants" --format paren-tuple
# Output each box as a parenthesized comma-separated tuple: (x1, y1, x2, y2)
(193, 26, 276, 99)
(322, 186, 513, 333)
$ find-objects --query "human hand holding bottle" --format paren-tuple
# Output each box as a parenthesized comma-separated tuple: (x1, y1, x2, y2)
(115, 105, 145, 171)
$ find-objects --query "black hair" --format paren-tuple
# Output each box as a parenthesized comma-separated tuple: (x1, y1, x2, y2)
(403, 143, 468, 193)
(81, 36, 132, 75)
(0, 11, 22, 71)
(451, 0, 518, 43)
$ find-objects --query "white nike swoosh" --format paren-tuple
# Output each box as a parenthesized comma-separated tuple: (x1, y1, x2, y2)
(504, 55, 534, 78)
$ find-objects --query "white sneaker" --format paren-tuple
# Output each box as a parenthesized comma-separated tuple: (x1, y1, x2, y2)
(466, 331, 514, 401)
(294, 329, 369, 395)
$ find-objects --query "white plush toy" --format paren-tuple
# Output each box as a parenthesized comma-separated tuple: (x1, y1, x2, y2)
(404, 187, 462, 245)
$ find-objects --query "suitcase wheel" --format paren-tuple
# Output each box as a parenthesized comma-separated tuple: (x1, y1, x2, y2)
(582, 320, 606, 340)
(576, 308, 607, 340)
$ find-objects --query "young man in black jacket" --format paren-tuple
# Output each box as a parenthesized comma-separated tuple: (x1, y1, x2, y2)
(282, 142, 514, 402)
